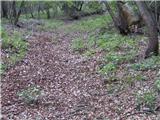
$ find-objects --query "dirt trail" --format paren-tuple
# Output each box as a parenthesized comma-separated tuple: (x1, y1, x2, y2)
(1, 23, 156, 120)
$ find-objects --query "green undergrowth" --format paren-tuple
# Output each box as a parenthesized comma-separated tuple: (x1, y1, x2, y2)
(71, 38, 86, 53)
(1, 18, 10, 24)
(17, 85, 43, 105)
(37, 19, 64, 31)
(1, 28, 28, 74)
(71, 30, 145, 86)
(64, 14, 112, 33)
(90, 33, 140, 75)
(135, 72, 160, 112)
(135, 73, 160, 112)
(136, 90, 156, 111)
(71, 15, 160, 108)
(131, 56, 160, 71)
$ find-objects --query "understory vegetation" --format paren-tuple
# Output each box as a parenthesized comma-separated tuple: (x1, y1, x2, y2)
(1, 1, 160, 119)
(1, 28, 28, 74)
(70, 15, 160, 113)
(1, 11, 160, 119)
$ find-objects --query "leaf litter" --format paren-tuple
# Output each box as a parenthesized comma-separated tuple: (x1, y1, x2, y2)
(1, 19, 160, 120)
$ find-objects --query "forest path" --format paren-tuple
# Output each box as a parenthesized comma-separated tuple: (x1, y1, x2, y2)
(1, 23, 112, 120)
(1, 22, 151, 120)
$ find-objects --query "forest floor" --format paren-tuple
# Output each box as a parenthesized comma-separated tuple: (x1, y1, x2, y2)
(1, 15, 160, 120)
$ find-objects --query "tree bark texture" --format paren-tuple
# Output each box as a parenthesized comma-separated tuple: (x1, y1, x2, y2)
(136, 1, 159, 58)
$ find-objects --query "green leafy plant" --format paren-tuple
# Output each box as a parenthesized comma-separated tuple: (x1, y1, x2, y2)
(17, 85, 43, 104)
(136, 91, 156, 111)
(135, 74, 147, 81)
(65, 15, 111, 32)
(96, 33, 138, 53)
(131, 56, 160, 71)
(99, 62, 117, 75)
(71, 38, 85, 52)
(104, 52, 135, 65)
(0, 63, 7, 75)
(83, 49, 96, 57)
(124, 75, 134, 86)
(1, 28, 28, 72)
(154, 78, 160, 92)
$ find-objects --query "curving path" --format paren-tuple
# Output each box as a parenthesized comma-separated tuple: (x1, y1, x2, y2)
(1, 23, 157, 120)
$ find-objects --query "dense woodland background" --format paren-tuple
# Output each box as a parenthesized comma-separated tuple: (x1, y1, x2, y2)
(1, 1, 160, 120)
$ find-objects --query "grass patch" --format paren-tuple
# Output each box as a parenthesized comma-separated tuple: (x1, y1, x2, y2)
(83, 49, 96, 57)
(71, 38, 86, 53)
(136, 91, 156, 111)
(131, 56, 160, 71)
(155, 79, 160, 92)
(1, 28, 28, 74)
(0, 64, 7, 75)
(64, 14, 111, 32)
(104, 52, 136, 65)
(99, 62, 117, 75)
(37, 19, 64, 31)
(75, 15, 111, 31)
(93, 33, 139, 77)
(96, 34, 139, 52)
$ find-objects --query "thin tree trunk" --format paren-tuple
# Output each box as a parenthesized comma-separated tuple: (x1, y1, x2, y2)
(105, 2, 119, 30)
(1, 1, 8, 18)
(136, 1, 159, 58)
(46, 8, 50, 19)
(14, 1, 25, 25)
(30, 12, 34, 18)
(30, 5, 34, 18)
(12, 1, 17, 17)
(37, 3, 41, 19)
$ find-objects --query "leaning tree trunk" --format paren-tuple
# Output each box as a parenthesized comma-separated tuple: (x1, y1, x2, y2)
(105, 1, 130, 35)
(136, 1, 159, 58)
(105, 2, 119, 29)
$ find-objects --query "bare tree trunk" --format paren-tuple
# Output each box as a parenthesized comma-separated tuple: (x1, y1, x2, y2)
(37, 3, 40, 19)
(116, 1, 130, 35)
(14, 1, 25, 25)
(105, 2, 118, 29)
(136, 1, 159, 58)
(30, 12, 34, 18)
(12, 1, 17, 17)
(30, 5, 34, 18)
(46, 8, 50, 19)
(1, 1, 8, 18)
(104, 1, 130, 35)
